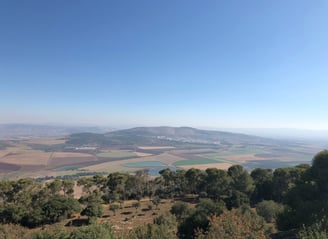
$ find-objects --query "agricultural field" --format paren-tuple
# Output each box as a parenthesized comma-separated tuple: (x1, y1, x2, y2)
(49, 152, 97, 168)
(97, 151, 137, 159)
(138, 146, 176, 150)
(0, 162, 21, 174)
(0, 141, 319, 179)
(173, 158, 219, 166)
(0, 126, 324, 180)
(81, 153, 183, 175)
(125, 161, 167, 167)
(0, 150, 51, 165)
(134, 152, 153, 157)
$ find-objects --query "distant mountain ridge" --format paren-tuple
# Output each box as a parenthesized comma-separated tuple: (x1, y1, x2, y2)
(107, 126, 209, 136)
(107, 126, 259, 139)
(66, 126, 279, 147)
(0, 124, 283, 147)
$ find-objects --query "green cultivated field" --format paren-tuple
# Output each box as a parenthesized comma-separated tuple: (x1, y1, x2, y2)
(201, 154, 232, 162)
(97, 151, 136, 158)
(173, 158, 219, 166)
(228, 148, 266, 155)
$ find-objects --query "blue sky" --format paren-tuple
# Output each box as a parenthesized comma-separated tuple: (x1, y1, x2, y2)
(1, 0, 328, 129)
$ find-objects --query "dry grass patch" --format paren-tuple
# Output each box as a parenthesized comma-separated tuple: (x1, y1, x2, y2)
(52, 152, 95, 158)
(134, 152, 153, 157)
(99, 198, 176, 234)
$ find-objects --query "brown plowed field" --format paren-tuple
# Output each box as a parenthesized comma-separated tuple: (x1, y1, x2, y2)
(48, 152, 97, 168)
(49, 157, 97, 167)
(0, 162, 21, 173)
(0, 151, 51, 165)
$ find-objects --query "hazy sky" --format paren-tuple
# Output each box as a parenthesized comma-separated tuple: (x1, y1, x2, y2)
(1, 1, 328, 129)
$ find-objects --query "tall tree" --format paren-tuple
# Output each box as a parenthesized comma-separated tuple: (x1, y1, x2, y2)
(311, 150, 328, 192)
(251, 168, 274, 204)
(107, 172, 128, 200)
(205, 168, 231, 201)
(228, 165, 254, 195)
(185, 168, 203, 194)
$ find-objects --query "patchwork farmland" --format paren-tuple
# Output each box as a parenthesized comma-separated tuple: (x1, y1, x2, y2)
(0, 127, 322, 179)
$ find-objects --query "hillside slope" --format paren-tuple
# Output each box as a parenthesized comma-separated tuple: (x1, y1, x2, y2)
(66, 126, 279, 147)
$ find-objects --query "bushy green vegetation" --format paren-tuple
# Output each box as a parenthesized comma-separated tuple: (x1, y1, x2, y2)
(70, 223, 115, 239)
(31, 223, 115, 239)
(0, 179, 80, 228)
(1, 150, 328, 238)
(27, 143, 65, 152)
(298, 220, 328, 239)
(195, 207, 267, 239)
(256, 200, 284, 223)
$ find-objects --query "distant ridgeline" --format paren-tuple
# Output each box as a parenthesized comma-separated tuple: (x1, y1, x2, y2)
(65, 126, 278, 147)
